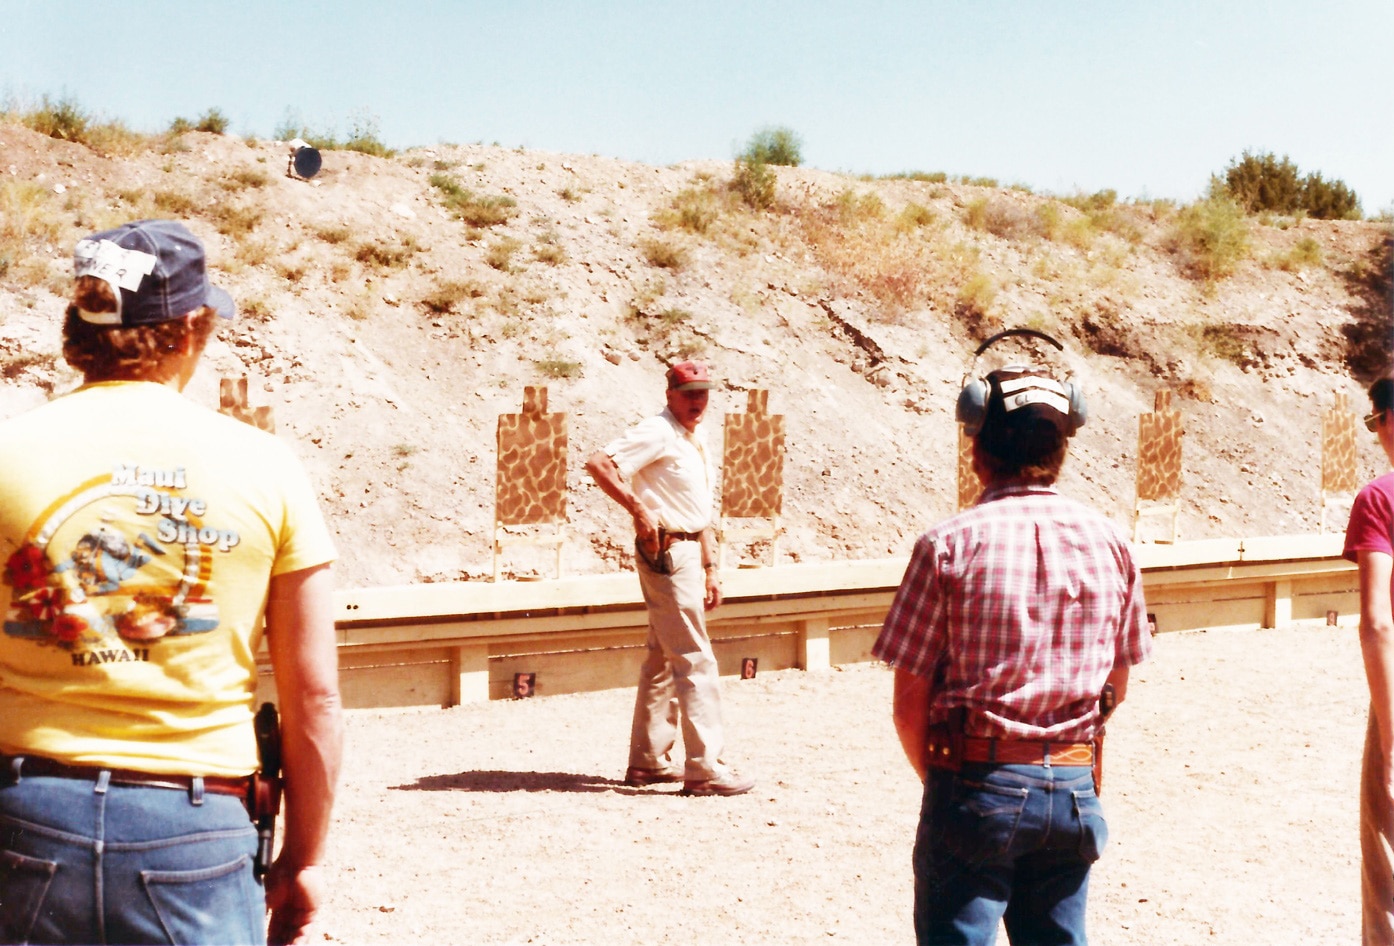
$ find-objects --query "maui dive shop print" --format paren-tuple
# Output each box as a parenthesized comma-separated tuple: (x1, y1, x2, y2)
(3, 463, 238, 657)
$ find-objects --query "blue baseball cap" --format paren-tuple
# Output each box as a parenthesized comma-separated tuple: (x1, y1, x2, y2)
(73, 219, 235, 326)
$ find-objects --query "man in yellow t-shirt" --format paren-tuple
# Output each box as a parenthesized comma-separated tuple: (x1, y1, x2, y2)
(0, 220, 342, 946)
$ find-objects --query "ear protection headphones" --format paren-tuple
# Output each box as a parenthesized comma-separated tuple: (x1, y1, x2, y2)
(955, 328, 1087, 437)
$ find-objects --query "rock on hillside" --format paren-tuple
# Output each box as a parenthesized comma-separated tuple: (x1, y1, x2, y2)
(1, 122, 1390, 589)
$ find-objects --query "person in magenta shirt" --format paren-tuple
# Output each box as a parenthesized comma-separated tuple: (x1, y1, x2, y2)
(1344, 372, 1394, 946)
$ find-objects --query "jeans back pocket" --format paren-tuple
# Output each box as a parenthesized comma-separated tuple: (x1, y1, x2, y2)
(141, 854, 264, 946)
(0, 848, 58, 943)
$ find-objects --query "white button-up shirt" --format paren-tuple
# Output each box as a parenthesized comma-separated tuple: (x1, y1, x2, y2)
(603, 407, 714, 533)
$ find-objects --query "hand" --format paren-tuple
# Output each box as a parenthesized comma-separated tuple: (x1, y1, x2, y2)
(265, 861, 326, 946)
(632, 507, 659, 555)
(704, 571, 722, 611)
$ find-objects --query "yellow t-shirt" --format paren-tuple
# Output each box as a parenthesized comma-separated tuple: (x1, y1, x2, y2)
(0, 381, 336, 776)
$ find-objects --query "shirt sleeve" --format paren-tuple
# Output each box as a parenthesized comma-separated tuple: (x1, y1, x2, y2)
(873, 533, 946, 677)
(1114, 544, 1153, 668)
(1345, 480, 1394, 562)
(603, 416, 671, 479)
(271, 445, 337, 576)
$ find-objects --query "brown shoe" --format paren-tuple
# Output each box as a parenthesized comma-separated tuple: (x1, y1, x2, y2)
(680, 772, 756, 797)
(624, 766, 684, 787)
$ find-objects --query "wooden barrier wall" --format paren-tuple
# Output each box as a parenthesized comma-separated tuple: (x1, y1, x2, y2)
(256, 534, 1357, 709)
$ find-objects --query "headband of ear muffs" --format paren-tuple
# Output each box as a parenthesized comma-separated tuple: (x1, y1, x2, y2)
(955, 329, 1087, 437)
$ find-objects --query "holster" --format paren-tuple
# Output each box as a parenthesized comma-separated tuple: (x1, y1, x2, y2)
(923, 707, 966, 773)
(1093, 682, 1114, 796)
(249, 702, 283, 881)
(246, 770, 283, 822)
(635, 527, 675, 575)
(1092, 732, 1105, 795)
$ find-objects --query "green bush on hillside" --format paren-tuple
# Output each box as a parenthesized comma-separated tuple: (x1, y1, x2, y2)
(732, 157, 776, 210)
(1219, 151, 1362, 220)
(1170, 196, 1252, 281)
(740, 126, 802, 167)
(196, 108, 230, 135)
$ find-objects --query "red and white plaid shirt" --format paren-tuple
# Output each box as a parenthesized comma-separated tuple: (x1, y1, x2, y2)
(874, 484, 1151, 742)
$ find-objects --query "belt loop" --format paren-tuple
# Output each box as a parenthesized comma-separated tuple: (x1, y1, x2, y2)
(1042, 742, 1052, 768)
(190, 776, 205, 806)
(6, 755, 22, 784)
(94, 770, 111, 794)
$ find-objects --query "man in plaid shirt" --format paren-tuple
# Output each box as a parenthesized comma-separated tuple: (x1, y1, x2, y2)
(875, 364, 1151, 946)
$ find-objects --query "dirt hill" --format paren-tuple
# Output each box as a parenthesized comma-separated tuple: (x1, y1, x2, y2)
(1, 123, 1390, 589)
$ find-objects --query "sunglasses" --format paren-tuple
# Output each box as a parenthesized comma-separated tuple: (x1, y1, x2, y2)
(1366, 410, 1388, 433)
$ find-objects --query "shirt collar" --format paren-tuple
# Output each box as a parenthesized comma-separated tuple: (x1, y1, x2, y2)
(978, 482, 1058, 504)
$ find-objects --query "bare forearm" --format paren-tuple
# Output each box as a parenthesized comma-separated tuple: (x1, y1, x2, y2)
(278, 691, 343, 868)
(265, 564, 343, 869)
(1358, 551, 1394, 759)
(1364, 618, 1394, 753)
(892, 669, 932, 782)
(585, 450, 639, 517)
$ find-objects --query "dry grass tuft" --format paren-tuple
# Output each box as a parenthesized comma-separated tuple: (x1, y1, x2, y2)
(486, 237, 523, 272)
(640, 237, 689, 270)
(429, 173, 518, 227)
(210, 202, 263, 239)
(1270, 236, 1324, 272)
(355, 238, 418, 271)
(532, 231, 566, 265)
(0, 180, 65, 280)
(653, 187, 723, 235)
(221, 168, 270, 192)
(421, 280, 486, 315)
(964, 196, 1048, 241)
(790, 189, 958, 318)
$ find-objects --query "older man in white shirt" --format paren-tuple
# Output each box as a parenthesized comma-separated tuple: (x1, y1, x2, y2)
(586, 361, 754, 797)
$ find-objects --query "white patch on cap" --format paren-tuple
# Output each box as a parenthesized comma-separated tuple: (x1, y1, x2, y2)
(75, 238, 158, 290)
(998, 376, 1069, 415)
(74, 238, 159, 325)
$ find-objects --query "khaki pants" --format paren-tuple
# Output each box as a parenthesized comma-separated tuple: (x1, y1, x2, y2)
(1364, 708, 1394, 945)
(628, 538, 728, 780)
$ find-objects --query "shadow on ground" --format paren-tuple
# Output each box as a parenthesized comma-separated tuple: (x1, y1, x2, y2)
(391, 770, 625, 794)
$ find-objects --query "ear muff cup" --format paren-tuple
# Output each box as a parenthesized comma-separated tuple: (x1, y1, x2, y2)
(1063, 381, 1087, 435)
(956, 378, 992, 437)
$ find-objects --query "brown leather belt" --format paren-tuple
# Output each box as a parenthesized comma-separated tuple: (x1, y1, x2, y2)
(662, 531, 703, 543)
(961, 737, 1094, 766)
(2, 754, 251, 798)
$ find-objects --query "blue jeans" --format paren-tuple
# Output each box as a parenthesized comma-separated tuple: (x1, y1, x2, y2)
(0, 772, 263, 945)
(914, 763, 1107, 946)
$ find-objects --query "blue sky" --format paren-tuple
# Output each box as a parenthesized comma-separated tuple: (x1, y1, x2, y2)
(4, 1, 1391, 213)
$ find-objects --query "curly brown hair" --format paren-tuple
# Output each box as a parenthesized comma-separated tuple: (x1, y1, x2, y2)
(62, 276, 217, 383)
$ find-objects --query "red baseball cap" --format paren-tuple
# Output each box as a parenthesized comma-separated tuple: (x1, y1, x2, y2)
(666, 360, 715, 391)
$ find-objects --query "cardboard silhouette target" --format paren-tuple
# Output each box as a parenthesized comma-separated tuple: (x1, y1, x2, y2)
(957, 426, 983, 511)
(1134, 389, 1184, 543)
(219, 377, 275, 432)
(718, 390, 785, 567)
(494, 386, 568, 580)
(1320, 391, 1359, 534)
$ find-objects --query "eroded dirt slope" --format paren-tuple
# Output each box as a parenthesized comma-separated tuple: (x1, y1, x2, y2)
(1, 123, 1390, 588)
